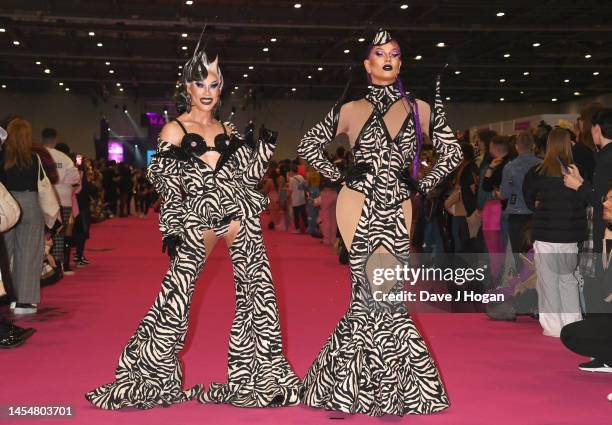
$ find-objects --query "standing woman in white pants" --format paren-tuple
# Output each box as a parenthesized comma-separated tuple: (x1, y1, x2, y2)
(523, 128, 587, 337)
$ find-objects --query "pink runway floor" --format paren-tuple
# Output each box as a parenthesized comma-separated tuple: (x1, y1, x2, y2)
(2, 214, 611, 425)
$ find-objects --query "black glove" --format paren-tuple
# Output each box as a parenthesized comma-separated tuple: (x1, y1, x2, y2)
(397, 169, 425, 196)
(259, 127, 278, 145)
(344, 162, 372, 186)
(162, 234, 182, 258)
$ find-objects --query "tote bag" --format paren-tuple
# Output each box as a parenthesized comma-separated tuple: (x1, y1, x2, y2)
(0, 181, 21, 232)
(36, 155, 60, 228)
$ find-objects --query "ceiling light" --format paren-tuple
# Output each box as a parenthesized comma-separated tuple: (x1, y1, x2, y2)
(520, 91, 524, 94)
(65, 87, 70, 92)
(400, 4, 408, 9)
(532, 42, 541, 47)
(109, 69, 115, 74)
(97, 42, 103, 47)
(178, 65, 183, 69)
(89, 31, 95, 36)
(0, 28, 5, 33)
(564, 79, 570, 83)
(119, 88, 124, 92)
(455, 70, 461, 75)
(248, 65, 254, 70)
(445, 96, 451, 101)
(307, 75, 312, 79)
(414, 55, 422, 60)
(294, 3, 302, 8)
(499, 78, 506, 83)
(317, 66, 323, 71)
(58, 82, 63, 86)
(358, 37, 365, 42)
(13, 40, 20, 46)
(185, 0, 194, 5)
(436, 42, 445, 48)
(105, 61, 111, 66)
(178, 72, 182, 76)
(262, 47, 269, 52)
(503, 53, 511, 58)
(35, 61, 41, 65)
(593, 71, 600, 76)
(585, 54, 592, 59)
(181, 33, 188, 38)
(116, 83, 121, 87)
(291, 87, 297, 91)
(523, 71, 530, 76)
(270, 37, 277, 42)
(343, 49, 350, 54)
(181, 46, 188, 50)
(243, 74, 248, 78)
(231, 91, 235, 95)
(175, 84, 179, 88)
(574, 91, 581, 96)
(552, 98, 558, 102)
(1, 84, 6, 89)
(496, 12, 505, 17)
(44, 68, 51, 74)
(499, 98, 505, 101)
(234, 86, 238, 90)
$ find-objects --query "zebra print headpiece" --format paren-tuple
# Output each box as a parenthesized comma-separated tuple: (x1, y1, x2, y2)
(181, 28, 222, 87)
(372, 28, 393, 46)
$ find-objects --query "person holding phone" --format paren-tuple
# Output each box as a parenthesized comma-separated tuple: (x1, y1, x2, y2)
(523, 128, 587, 337)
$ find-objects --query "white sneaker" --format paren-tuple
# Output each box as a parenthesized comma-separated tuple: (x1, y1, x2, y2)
(10, 301, 16, 310)
(13, 303, 37, 315)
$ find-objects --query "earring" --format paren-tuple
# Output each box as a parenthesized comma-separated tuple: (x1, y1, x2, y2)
(185, 94, 192, 113)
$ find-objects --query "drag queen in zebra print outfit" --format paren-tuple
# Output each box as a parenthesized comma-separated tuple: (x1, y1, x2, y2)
(297, 29, 462, 416)
(86, 38, 300, 410)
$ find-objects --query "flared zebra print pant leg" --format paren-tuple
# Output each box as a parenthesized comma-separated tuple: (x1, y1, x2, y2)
(85, 226, 207, 409)
(199, 215, 302, 406)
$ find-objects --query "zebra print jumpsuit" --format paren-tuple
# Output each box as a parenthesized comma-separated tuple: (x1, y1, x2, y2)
(297, 80, 462, 416)
(86, 123, 301, 409)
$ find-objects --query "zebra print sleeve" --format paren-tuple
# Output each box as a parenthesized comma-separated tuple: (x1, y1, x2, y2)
(226, 122, 276, 189)
(297, 104, 343, 182)
(418, 78, 462, 194)
(146, 139, 186, 237)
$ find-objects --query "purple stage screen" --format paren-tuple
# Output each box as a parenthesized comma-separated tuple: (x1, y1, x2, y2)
(146, 112, 166, 128)
(108, 140, 124, 162)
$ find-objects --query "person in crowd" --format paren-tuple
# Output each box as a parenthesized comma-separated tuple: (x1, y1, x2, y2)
(135, 168, 154, 218)
(54, 142, 79, 274)
(287, 163, 308, 234)
(305, 168, 322, 237)
(102, 160, 119, 216)
(500, 131, 541, 273)
(560, 183, 612, 372)
(262, 163, 283, 230)
(481, 135, 512, 277)
(42, 130, 80, 275)
(573, 103, 603, 183)
(72, 154, 92, 266)
(523, 128, 587, 337)
(564, 108, 612, 314)
(118, 162, 133, 217)
(0, 118, 45, 315)
(317, 178, 338, 246)
(444, 142, 479, 253)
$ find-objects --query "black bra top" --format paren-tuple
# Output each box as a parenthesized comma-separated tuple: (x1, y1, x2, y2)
(174, 119, 232, 157)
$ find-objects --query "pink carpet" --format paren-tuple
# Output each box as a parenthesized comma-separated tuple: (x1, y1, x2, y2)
(3, 214, 611, 425)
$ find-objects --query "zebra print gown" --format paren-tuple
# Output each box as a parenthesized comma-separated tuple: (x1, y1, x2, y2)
(297, 80, 462, 416)
(85, 123, 301, 409)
